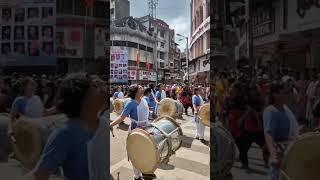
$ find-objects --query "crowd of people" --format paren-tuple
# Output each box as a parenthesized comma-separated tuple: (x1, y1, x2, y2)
(212, 65, 320, 179)
(111, 83, 210, 117)
(111, 82, 210, 180)
(0, 72, 108, 180)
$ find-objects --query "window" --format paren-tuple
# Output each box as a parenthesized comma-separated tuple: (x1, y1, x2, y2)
(74, 0, 86, 16)
(128, 41, 138, 48)
(147, 47, 153, 52)
(160, 31, 164, 38)
(57, 0, 73, 14)
(159, 52, 165, 60)
(113, 41, 127, 46)
(110, 8, 115, 18)
(160, 42, 165, 48)
(128, 61, 136, 66)
(139, 44, 146, 51)
(170, 62, 174, 67)
(160, 62, 165, 68)
(200, 6, 203, 23)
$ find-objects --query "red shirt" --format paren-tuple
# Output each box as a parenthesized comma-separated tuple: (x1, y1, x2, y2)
(244, 112, 261, 133)
(228, 110, 262, 138)
(228, 110, 245, 138)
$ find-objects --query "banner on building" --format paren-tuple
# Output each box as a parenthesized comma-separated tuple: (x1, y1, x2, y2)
(285, 1, 320, 33)
(139, 70, 148, 80)
(128, 70, 137, 80)
(149, 72, 156, 81)
(56, 27, 83, 58)
(94, 26, 108, 58)
(110, 49, 128, 83)
(0, 0, 56, 66)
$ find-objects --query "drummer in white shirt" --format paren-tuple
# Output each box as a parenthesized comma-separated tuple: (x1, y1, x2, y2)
(110, 85, 157, 180)
(192, 87, 207, 142)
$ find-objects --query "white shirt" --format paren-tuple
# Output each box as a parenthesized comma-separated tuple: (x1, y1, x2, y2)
(117, 91, 124, 99)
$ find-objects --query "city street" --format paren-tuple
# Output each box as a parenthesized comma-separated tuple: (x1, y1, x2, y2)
(110, 110, 210, 180)
(229, 144, 268, 180)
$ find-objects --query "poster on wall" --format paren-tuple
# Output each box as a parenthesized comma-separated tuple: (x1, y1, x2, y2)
(0, 0, 56, 66)
(94, 26, 108, 59)
(139, 70, 148, 80)
(56, 27, 83, 58)
(110, 49, 128, 83)
(128, 70, 137, 80)
(149, 72, 156, 81)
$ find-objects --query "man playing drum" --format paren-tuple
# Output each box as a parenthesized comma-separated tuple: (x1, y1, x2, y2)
(192, 87, 206, 142)
(110, 85, 156, 180)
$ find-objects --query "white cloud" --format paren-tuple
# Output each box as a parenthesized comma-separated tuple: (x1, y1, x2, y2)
(168, 16, 190, 50)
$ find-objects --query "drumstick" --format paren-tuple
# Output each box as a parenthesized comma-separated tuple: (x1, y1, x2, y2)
(117, 172, 120, 180)
(111, 128, 115, 137)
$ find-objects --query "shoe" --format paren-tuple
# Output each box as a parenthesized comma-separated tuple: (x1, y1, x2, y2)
(142, 173, 156, 178)
(195, 136, 199, 140)
(134, 177, 142, 180)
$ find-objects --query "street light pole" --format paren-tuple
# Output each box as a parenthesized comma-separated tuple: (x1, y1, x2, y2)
(186, 37, 189, 82)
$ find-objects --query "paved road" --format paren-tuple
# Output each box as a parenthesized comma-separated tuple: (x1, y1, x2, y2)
(213, 143, 268, 180)
(0, 159, 63, 180)
(110, 111, 210, 180)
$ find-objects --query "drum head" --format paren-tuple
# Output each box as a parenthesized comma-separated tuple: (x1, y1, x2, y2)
(113, 99, 124, 115)
(154, 116, 181, 131)
(281, 132, 320, 180)
(158, 98, 176, 118)
(12, 120, 42, 164)
(199, 104, 210, 127)
(127, 129, 160, 174)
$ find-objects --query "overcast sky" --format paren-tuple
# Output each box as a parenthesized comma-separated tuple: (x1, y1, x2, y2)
(130, 0, 191, 51)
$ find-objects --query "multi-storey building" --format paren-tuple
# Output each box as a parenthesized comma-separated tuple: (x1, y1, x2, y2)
(0, 0, 109, 74)
(110, 16, 157, 85)
(229, 0, 320, 72)
(137, 15, 173, 83)
(190, 0, 210, 85)
(110, 0, 129, 21)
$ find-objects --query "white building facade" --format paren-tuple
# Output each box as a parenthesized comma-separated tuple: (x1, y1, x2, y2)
(190, 0, 210, 85)
(110, 17, 157, 85)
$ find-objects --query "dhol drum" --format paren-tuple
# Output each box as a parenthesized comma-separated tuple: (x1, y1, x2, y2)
(0, 113, 10, 161)
(157, 98, 184, 119)
(126, 116, 183, 174)
(280, 131, 320, 180)
(12, 114, 68, 165)
(211, 122, 236, 177)
(112, 98, 130, 115)
(199, 103, 210, 127)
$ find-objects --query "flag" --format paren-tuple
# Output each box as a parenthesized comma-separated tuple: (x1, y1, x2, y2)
(147, 63, 151, 71)
(136, 50, 140, 65)
(84, 0, 95, 7)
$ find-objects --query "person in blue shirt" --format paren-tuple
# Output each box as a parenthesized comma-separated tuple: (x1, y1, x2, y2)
(192, 87, 206, 142)
(113, 86, 124, 100)
(263, 82, 299, 180)
(110, 85, 156, 180)
(24, 73, 108, 180)
(148, 83, 157, 117)
(155, 84, 165, 115)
